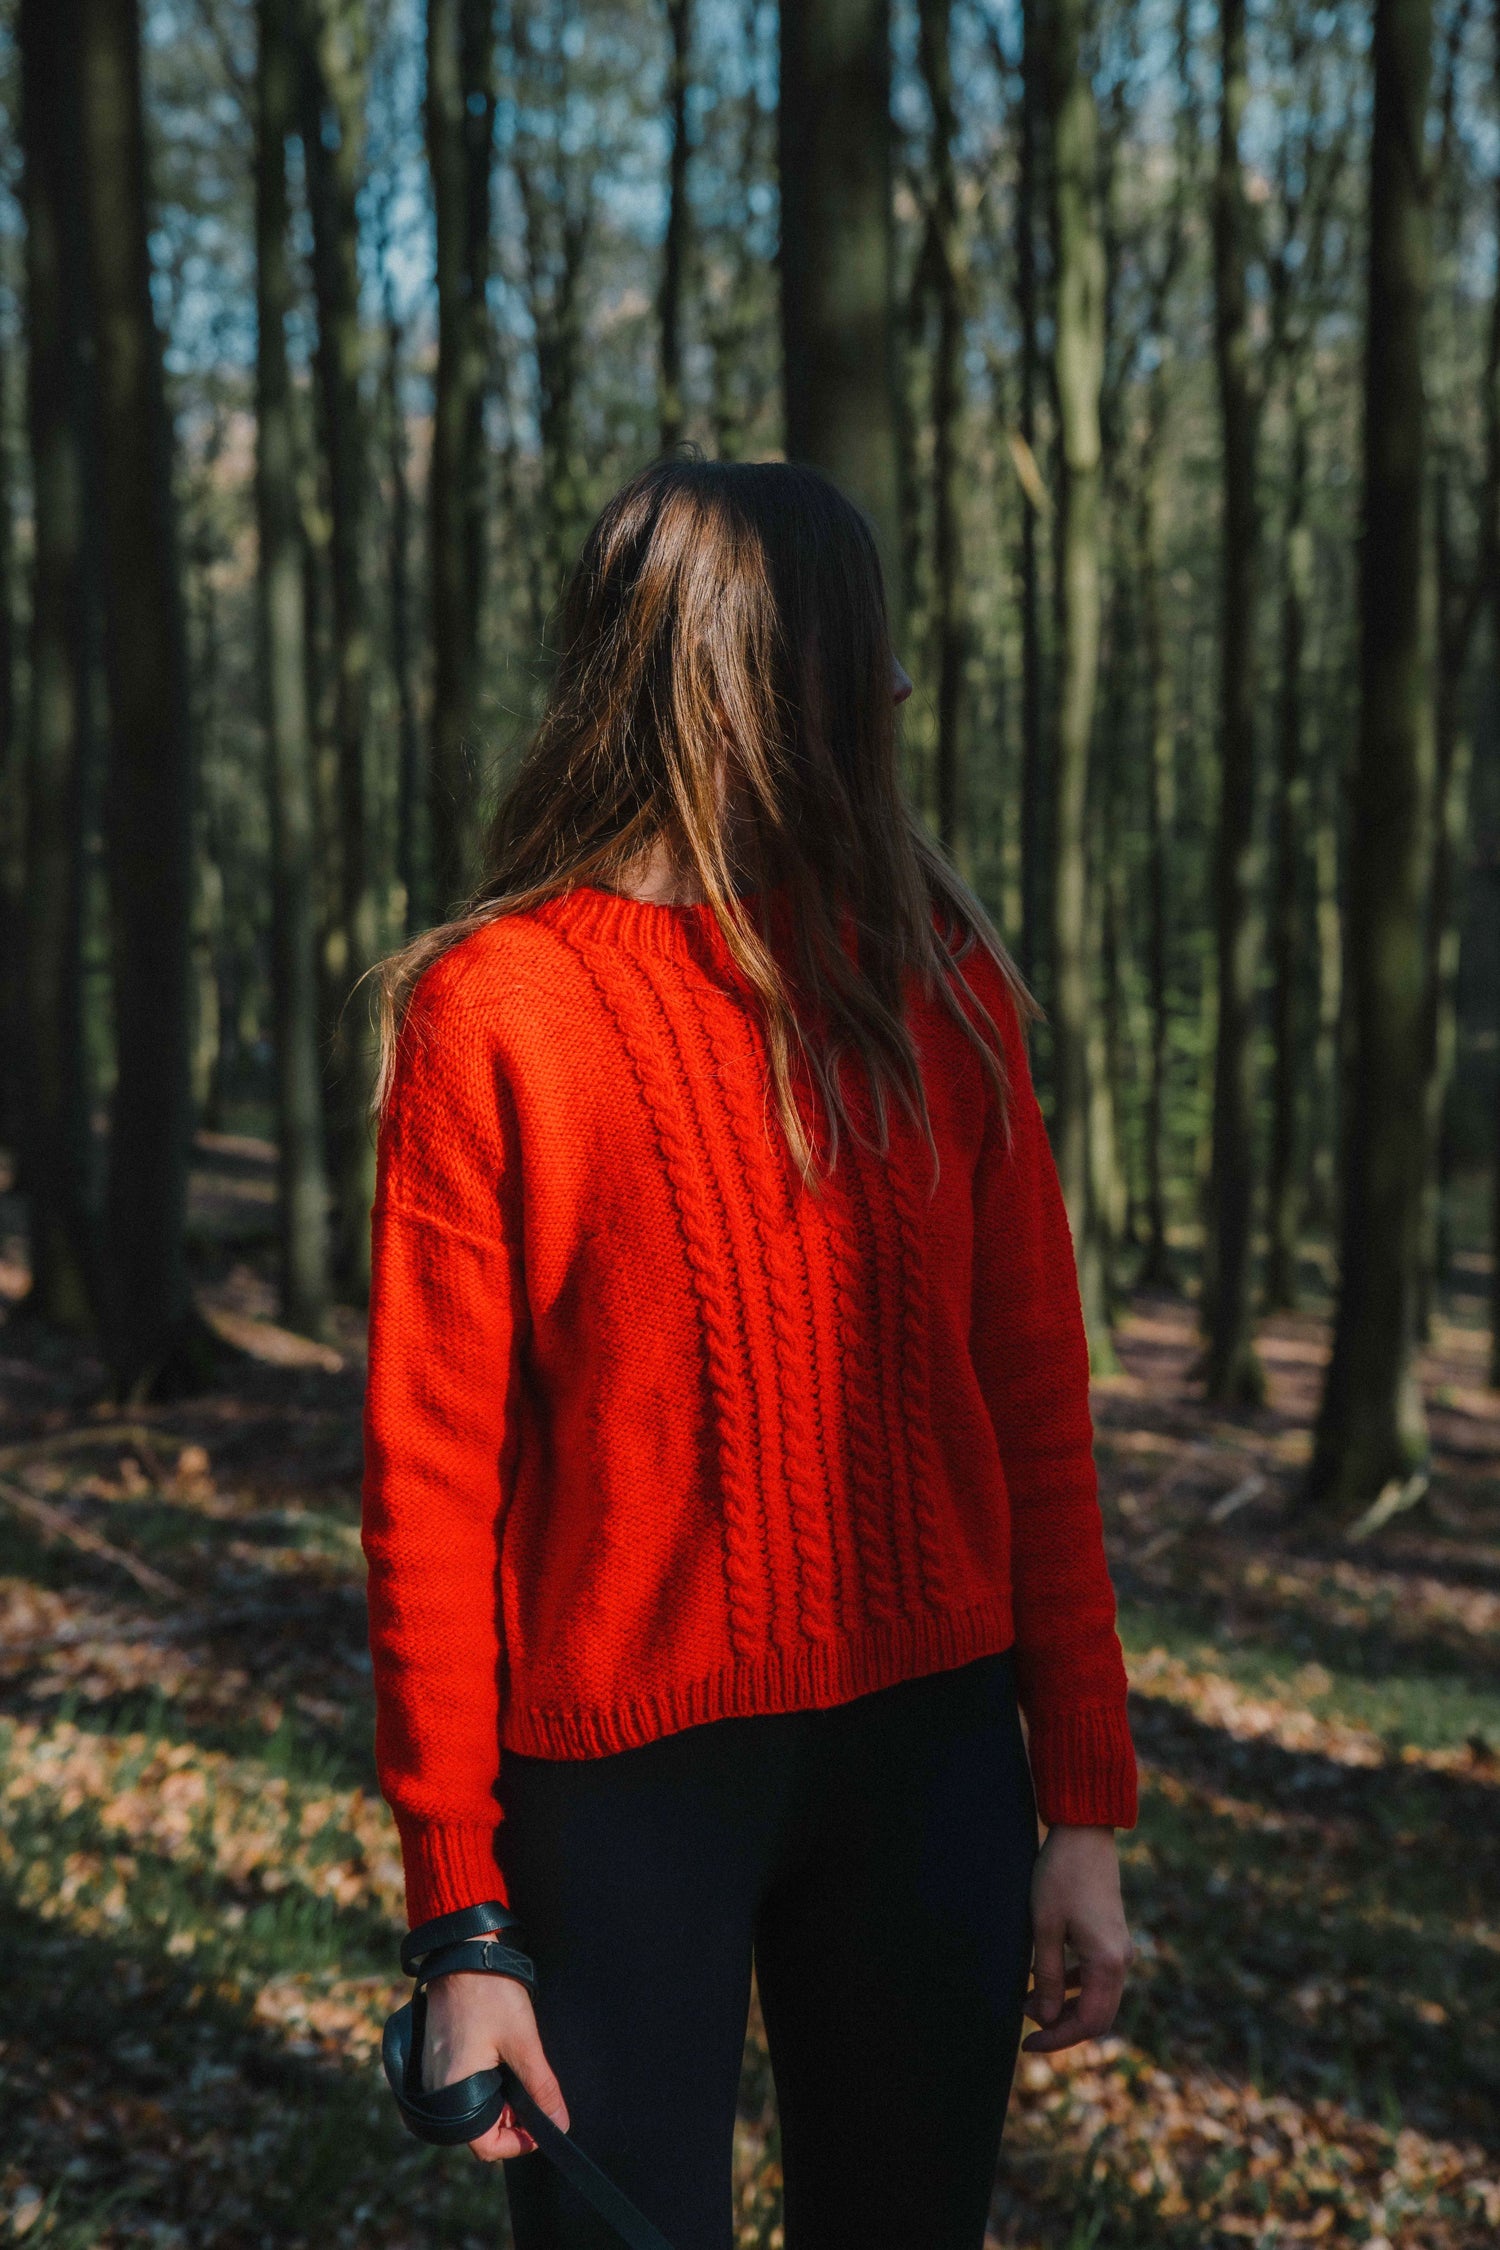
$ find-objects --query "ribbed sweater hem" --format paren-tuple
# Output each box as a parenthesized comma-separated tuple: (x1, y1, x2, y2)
(393, 1602, 1139, 1921)
(500, 1595, 1020, 1761)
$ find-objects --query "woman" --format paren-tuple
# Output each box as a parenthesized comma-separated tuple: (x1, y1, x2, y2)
(362, 457, 1136, 2250)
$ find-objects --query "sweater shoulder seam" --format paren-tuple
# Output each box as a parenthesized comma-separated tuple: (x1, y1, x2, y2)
(371, 1194, 519, 1254)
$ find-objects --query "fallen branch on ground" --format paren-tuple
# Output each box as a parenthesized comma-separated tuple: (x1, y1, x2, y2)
(0, 1475, 183, 1599)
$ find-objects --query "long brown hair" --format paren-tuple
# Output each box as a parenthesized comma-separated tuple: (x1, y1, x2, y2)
(375, 456, 1037, 1188)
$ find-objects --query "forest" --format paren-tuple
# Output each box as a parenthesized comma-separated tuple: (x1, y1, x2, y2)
(0, 0, 1498, 2246)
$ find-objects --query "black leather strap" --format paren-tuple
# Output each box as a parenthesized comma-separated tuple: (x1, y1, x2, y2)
(382, 1909, 678, 2250)
(408, 1935, 538, 1998)
(401, 1900, 524, 1976)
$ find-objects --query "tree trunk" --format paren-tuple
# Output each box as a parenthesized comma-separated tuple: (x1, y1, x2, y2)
(427, 0, 496, 915)
(918, 0, 964, 854)
(1016, 4, 1045, 991)
(1098, 821, 1132, 1254)
(659, 0, 692, 453)
(1306, 0, 1436, 1512)
(511, 6, 594, 632)
(300, 0, 379, 1297)
(1265, 383, 1312, 1311)
(77, 0, 203, 1395)
(1090, 736, 1127, 1282)
(187, 417, 226, 1138)
(524, 187, 591, 621)
(1093, 545, 1135, 1268)
(1487, 1, 1500, 1393)
(257, 0, 333, 1341)
(1204, 0, 1264, 1404)
(0, 252, 20, 1162)
(1493, 1008, 1500, 1387)
(1308, 728, 1343, 1237)
(1417, 477, 1478, 1339)
(778, 0, 902, 613)
(1136, 0, 1194, 1291)
(17, 0, 99, 1335)
(1042, 0, 1113, 1374)
(895, 261, 923, 740)
(1138, 383, 1176, 1287)
(382, 290, 423, 941)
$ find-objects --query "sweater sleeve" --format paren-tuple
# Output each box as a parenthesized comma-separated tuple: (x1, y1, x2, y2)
(966, 971, 1137, 1830)
(361, 964, 530, 1925)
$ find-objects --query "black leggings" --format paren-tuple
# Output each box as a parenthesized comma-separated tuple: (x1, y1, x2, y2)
(497, 1648, 1038, 2250)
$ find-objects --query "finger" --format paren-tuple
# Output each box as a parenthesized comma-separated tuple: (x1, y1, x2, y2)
(1022, 1953, 1129, 2054)
(1022, 2008, 1080, 2053)
(508, 2038, 572, 2135)
(1070, 1947, 1129, 2041)
(468, 2101, 538, 2163)
(1022, 1993, 1114, 2054)
(1025, 1920, 1069, 2027)
(469, 2126, 537, 2163)
(1022, 1970, 1081, 2023)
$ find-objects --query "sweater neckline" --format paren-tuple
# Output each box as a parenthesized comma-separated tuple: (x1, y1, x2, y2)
(537, 880, 787, 972)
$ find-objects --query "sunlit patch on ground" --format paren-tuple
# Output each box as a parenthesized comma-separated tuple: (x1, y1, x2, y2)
(999, 2040, 1500, 2247)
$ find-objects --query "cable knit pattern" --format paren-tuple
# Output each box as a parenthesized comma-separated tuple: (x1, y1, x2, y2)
(565, 938, 771, 1663)
(839, 1129, 928, 1621)
(693, 996, 840, 1643)
(362, 882, 1138, 1925)
(868, 1108, 955, 1614)
(821, 1177, 908, 1629)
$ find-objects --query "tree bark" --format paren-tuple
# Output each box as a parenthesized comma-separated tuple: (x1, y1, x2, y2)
(703, 11, 767, 466)
(778, 0, 902, 613)
(1487, 0, 1500, 1392)
(77, 0, 203, 1395)
(511, 2, 595, 625)
(1493, 979, 1500, 1386)
(1417, 477, 1478, 1338)
(1091, 600, 1129, 1275)
(515, 152, 592, 622)
(1307, 714, 1343, 1238)
(1138, 394, 1175, 1288)
(1423, 3, 1500, 1346)
(300, 0, 380, 1296)
(1134, 0, 1194, 1292)
(1042, 0, 1113, 1373)
(0, 252, 20, 1162)
(1265, 384, 1312, 1311)
(257, 0, 333, 1341)
(659, 0, 692, 453)
(1306, 0, 1436, 1511)
(1016, 2, 1045, 991)
(1204, 0, 1264, 1404)
(187, 443, 226, 1133)
(427, 0, 496, 914)
(918, 0, 964, 854)
(17, 0, 99, 1335)
(382, 287, 423, 941)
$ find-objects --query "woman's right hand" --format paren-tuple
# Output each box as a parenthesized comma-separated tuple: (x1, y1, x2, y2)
(421, 1969, 572, 2163)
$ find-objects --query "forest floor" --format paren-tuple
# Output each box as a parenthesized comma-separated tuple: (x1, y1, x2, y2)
(0, 1135, 1497, 2250)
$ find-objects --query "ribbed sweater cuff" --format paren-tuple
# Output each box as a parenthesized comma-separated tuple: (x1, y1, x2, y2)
(1026, 1700, 1139, 1830)
(394, 1813, 509, 1927)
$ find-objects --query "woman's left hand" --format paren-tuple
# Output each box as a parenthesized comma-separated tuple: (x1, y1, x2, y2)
(1022, 1823, 1132, 2053)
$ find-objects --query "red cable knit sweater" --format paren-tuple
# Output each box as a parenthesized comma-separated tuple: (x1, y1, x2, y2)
(362, 883, 1137, 1926)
